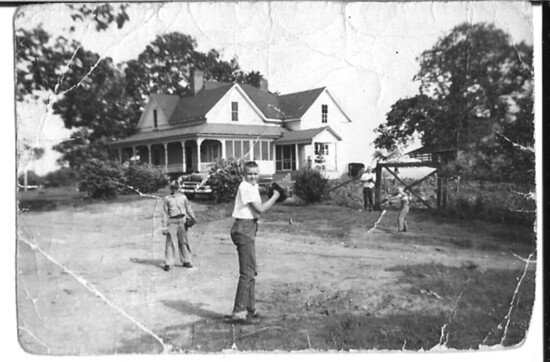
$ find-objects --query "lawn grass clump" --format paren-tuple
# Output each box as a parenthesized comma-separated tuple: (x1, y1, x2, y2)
(387, 262, 536, 348)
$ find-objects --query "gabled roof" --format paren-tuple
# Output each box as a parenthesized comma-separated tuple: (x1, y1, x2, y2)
(168, 83, 234, 123)
(275, 126, 342, 144)
(149, 83, 328, 124)
(278, 87, 325, 119)
(150, 94, 180, 119)
(240, 84, 285, 119)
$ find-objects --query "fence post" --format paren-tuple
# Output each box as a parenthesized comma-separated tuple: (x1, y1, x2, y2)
(442, 177, 448, 209)
(374, 162, 382, 208)
(437, 174, 442, 209)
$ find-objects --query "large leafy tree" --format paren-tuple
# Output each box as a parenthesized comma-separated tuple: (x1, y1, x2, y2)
(124, 32, 262, 103)
(17, 8, 263, 170)
(374, 23, 533, 182)
(16, 4, 131, 171)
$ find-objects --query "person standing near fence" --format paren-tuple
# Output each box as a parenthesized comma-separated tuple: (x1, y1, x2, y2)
(161, 180, 196, 271)
(387, 186, 409, 232)
(360, 167, 376, 211)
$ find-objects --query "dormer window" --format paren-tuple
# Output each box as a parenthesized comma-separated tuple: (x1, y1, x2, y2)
(153, 109, 158, 129)
(231, 102, 239, 122)
(321, 104, 328, 123)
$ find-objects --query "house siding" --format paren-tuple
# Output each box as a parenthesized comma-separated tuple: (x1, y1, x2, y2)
(139, 101, 171, 131)
(207, 86, 267, 126)
(299, 90, 349, 133)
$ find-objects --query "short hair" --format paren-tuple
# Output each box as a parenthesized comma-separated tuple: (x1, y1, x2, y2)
(243, 161, 258, 170)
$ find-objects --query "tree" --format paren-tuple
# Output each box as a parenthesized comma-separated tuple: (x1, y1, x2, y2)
(16, 4, 133, 170)
(16, 4, 130, 101)
(124, 32, 263, 103)
(374, 23, 533, 182)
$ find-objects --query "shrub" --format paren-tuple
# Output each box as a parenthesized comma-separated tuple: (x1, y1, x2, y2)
(78, 159, 126, 199)
(44, 167, 79, 188)
(208, 159, 243, 203)
(325, 174, 363, 209)
(124, 163, 169, 194)
(292, 167, 329, 203)
(17, 170, 44, 186)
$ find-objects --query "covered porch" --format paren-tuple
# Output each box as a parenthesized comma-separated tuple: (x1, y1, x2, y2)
(116, 137, 278, 175)
(112, 123, 282, 175)
(274, 126, 342, 179)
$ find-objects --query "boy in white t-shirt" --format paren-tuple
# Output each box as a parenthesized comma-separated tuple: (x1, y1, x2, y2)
(229, 161, 280, 323)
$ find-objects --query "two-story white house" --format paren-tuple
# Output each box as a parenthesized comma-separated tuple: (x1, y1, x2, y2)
(111, 70, 354, 179)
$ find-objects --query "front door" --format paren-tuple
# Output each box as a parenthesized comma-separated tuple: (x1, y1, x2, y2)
(275, 144, 296, 172)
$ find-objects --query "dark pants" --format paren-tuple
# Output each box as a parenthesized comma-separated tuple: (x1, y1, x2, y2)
(230, 219, 258, 315)
(363, 187, 374, 210)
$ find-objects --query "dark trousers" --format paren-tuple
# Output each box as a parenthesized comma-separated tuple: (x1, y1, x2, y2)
(230, 219, 258, 314)
(363, 187, 374, 210)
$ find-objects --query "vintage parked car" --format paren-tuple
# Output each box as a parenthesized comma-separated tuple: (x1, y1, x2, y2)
(178, 173, 212, 200)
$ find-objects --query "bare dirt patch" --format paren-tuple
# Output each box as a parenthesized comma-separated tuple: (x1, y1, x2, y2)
(16, 192, 536, 354)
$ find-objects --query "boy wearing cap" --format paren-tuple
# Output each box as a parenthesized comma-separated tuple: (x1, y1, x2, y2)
(229, 161, 280, 323)
(161, 180, 196, 271)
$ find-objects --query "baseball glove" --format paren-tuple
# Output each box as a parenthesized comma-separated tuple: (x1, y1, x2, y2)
(184, 216, 196, 228)
(267, 182, 288, 203)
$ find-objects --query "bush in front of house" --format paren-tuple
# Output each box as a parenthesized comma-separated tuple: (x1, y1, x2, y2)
(44, 167, 79, 188)
(325, 174, 364, 209)
(292, 167, 329, 203)
(123, 163, 169, 194)
(78, 159, 126, 198)
(208, 158, 243, 203)
(17, 170, 44, 187)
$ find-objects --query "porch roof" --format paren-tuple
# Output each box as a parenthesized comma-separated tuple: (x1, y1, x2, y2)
(111, 123, 282, 146)
(274, 126, 342, 145)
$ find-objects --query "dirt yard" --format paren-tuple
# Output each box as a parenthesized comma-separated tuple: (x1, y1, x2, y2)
(16, 191, 536, 354)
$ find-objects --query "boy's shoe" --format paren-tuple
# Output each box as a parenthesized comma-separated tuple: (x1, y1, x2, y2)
(163, 265, 172, 272)
(229, 311, 259, 324)
(247, 310, 261, 319)
(182, 262, 193, 268)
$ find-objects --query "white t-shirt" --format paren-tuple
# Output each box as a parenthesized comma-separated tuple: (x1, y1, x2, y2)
(232, 180, 261, 219)
(360, 172, 376, 189)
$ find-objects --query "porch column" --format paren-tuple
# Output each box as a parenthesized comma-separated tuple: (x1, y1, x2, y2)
(132, 146, 137, 161)
(197, 138, 203, 172)
(333, 142, 337, 171)
(221, 139, 226, 159)
(295, 144, 299, 170)
(163, 142, 168, 172)
(118, 148, 122, 164)
(181, 140, 186, 173)
(147, 145, 152, 164)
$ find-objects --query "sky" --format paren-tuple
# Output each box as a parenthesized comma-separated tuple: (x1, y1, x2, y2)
(14, 1, 533, 175)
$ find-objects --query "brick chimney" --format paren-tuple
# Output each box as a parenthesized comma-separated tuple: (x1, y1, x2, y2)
(259, 77, 268, 92)
(190, 69, 204, 95)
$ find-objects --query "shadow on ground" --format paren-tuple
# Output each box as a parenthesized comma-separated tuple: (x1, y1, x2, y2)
(129, 258, 165, 270)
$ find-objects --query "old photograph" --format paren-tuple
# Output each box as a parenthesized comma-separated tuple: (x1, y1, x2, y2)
(14, 1, 538, 356)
